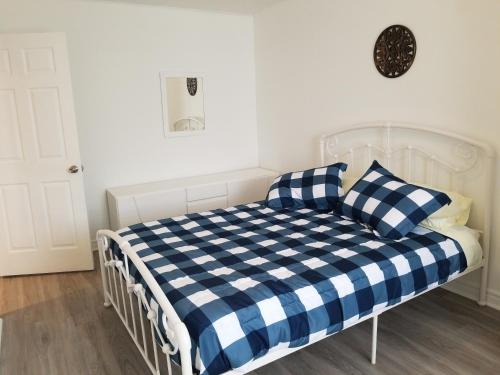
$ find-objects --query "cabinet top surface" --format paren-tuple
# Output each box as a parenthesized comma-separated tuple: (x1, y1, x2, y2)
(107, 168, 278, 197)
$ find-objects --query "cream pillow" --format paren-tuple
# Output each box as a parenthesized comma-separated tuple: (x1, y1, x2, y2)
(341, 177, 472, 230)
(417, 184, 472, 229)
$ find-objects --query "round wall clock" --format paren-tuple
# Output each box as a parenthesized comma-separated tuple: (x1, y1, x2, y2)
(374, 25, 416, 78)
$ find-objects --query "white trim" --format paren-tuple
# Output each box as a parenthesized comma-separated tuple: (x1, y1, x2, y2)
(486, 288, 500, 311)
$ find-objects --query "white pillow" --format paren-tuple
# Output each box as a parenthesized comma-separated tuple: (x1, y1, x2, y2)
(341, 177, 472, 230)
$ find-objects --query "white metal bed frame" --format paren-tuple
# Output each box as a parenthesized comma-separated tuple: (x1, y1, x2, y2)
(97, 122, 495, 375)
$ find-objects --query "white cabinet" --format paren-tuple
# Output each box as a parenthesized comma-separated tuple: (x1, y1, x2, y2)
(227, 176, 271, 207)
(106, 168, 278, 230)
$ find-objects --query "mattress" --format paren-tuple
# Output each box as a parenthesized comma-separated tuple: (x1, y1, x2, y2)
(112, 202, 468, 375)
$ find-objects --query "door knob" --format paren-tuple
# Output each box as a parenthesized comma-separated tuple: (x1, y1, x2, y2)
(68, 165, 79, 174)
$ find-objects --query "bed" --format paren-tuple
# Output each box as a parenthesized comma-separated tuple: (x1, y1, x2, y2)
(97, 123, 495, 375)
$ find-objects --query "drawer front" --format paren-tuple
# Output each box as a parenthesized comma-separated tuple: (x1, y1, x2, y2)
(186, 183, 227, 202)
(187, 196, 227, 214)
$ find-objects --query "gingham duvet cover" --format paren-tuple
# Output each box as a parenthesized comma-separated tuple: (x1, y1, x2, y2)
(112, 202, 467, 375)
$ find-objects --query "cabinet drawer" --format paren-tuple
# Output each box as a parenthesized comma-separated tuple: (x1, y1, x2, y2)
(186, 183, 227, 202)
(187, 196, 227, 214)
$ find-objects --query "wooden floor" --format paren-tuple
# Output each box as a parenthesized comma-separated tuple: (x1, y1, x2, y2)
(1, 254, 499, 375)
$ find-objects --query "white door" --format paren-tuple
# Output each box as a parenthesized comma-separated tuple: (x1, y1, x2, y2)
(0, 33, 93, 276)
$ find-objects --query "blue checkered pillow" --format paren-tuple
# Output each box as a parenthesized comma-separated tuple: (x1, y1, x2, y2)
(337, 160, 451, 239)
(266, 163, 347, 210)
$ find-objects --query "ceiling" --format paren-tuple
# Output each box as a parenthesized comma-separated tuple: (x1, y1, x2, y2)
(96, 0, 285, 14)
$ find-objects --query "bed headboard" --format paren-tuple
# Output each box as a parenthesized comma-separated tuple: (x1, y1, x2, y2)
(320, 122, 496, 303)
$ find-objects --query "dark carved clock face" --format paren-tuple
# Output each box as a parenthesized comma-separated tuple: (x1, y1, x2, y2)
(374, 25, 416, 78)
(186, 77, 198, 96)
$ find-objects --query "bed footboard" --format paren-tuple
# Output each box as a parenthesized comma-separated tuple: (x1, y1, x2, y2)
(97, 230, 193, 375)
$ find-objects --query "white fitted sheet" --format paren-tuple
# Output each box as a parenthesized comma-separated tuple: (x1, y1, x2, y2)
(425, 225, 483, 268)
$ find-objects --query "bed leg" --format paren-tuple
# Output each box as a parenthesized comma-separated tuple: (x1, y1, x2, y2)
(371, 315, 378, 365)
(97, 234, 112, 308)
(176, 323, 194, 375)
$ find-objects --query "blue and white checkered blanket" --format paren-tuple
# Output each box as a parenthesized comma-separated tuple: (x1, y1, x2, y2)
(113, 203, 467, 375)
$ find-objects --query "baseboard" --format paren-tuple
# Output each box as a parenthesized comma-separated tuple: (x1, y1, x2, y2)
(487, 288, 500, 310)
(92, 240, 98, 252)
(442, 280, 500, 311)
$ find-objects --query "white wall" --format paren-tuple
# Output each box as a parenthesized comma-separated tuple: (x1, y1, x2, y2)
(0, 0, 259, 239)
(254, 0, 500, 307)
